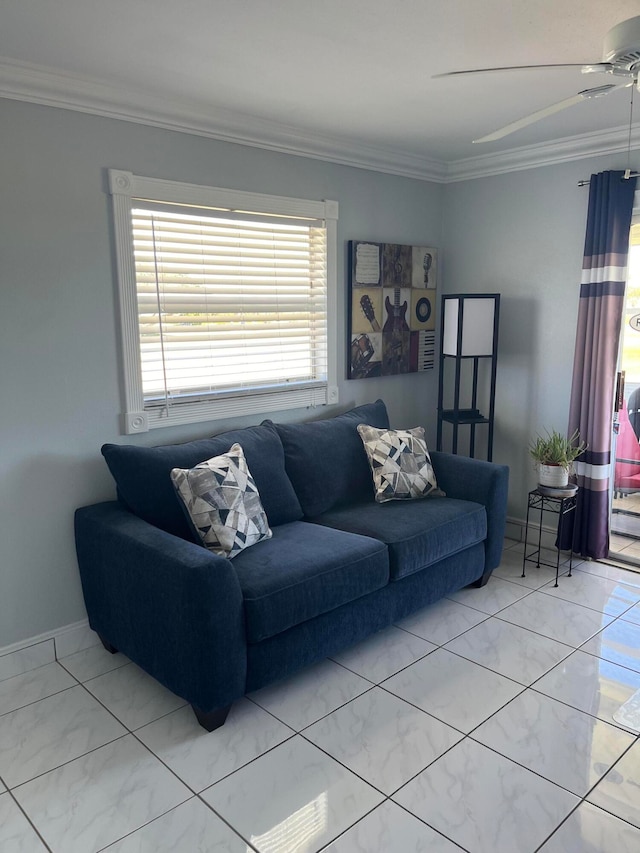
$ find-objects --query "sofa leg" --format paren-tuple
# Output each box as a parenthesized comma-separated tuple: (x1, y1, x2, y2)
(192, 704, 231, 732)
(98, 634, 118, 654)
(473, 570, 492, 588)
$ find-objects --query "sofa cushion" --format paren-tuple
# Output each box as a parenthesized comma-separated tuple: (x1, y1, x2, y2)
(232, 521, 389, 643)
(102, 421, 302, 541)
(357, 424, 441, 502)
(171, 444, 272, 558)
(270, 399, 390, 517)
(309, 497, 486, 580)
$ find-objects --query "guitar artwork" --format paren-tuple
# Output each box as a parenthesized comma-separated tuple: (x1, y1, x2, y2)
(359, 294, 381, 331)
(349, 241, 438, 379)
(382, 288, 410, 374)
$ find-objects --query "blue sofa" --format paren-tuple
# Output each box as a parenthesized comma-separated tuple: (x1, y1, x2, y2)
(74, 400, 509, 731)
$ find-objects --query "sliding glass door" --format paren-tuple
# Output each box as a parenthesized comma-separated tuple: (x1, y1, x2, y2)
(610, 220, 640, 565)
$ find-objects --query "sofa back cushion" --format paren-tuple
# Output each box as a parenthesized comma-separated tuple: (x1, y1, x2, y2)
(102, 421, 303, 540)
(271, 399, 390, 517)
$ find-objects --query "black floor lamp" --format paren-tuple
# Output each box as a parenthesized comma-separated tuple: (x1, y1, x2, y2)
(436, 293, 500, 461)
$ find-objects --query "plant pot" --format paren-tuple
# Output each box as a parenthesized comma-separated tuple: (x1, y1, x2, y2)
(537, 463, 569, 489)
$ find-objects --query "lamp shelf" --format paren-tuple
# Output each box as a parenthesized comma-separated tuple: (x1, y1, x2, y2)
(441, 353, 493, 360)
(439, 409, 489, 425)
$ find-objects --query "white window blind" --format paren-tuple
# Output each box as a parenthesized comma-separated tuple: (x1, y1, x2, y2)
(134, 203, 327, 403)
(109, 171, 338, 433)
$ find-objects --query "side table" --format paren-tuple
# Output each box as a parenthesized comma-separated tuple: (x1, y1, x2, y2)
(522, 488, 577, 587)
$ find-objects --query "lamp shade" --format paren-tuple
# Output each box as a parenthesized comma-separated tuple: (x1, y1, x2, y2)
(442, 294, 499, 357)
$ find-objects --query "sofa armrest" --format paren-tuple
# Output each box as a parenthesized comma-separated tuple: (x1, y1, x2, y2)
(430, 452, 509, 573)
(74, 501, 247, 714)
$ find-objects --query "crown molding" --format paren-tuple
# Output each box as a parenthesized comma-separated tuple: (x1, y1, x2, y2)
(445, 124, 640, 182)
(0, 58, 447, 182)
(0, 57, 637, 184)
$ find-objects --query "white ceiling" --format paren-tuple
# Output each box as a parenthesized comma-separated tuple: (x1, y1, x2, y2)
(1, 0, 640, 179)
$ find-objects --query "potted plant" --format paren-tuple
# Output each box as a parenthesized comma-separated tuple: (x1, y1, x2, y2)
(529, 428, 586, 489)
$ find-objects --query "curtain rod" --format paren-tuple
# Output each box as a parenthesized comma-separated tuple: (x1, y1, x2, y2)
(578, 169, 640, 187)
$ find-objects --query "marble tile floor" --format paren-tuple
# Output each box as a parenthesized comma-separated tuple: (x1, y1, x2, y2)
(3, 541, 640, 851)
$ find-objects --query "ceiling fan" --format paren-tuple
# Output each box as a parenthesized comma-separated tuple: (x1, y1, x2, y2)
(435, 15, 640, 143)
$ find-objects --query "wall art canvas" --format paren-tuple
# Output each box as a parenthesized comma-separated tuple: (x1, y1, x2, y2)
(348, 241, 437, 379)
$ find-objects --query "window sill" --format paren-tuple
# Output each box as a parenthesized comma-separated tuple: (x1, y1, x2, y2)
(122, 385, 339, 433)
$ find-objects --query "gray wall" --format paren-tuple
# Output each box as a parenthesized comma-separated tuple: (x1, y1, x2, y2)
(442, 152, 636, 520)
(0, 99, 444, 648)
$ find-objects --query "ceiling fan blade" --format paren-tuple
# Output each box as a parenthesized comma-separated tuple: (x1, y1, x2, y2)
(473, 83, 620, 143)
(433, 62, 612, 79)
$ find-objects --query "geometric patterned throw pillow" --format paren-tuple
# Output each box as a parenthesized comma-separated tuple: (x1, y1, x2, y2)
(357, 424, 443, 503)
(170, 443, 272, 558)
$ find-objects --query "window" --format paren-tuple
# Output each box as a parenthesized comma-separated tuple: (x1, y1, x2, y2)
(109, 170, 338, 433)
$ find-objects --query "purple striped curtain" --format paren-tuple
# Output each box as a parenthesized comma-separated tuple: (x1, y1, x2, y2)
(568, 170, 636, 559)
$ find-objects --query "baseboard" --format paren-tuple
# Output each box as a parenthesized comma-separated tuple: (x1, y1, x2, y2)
(505, 518, 523, 543)
(505, 514, 567, 553)
(0, 619, 100, 683)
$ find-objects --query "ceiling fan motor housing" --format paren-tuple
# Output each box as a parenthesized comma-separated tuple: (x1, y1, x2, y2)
(603, 15, 640, 71)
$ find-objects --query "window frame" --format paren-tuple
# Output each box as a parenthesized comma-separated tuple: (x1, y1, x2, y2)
(109, 170, 339, 434)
